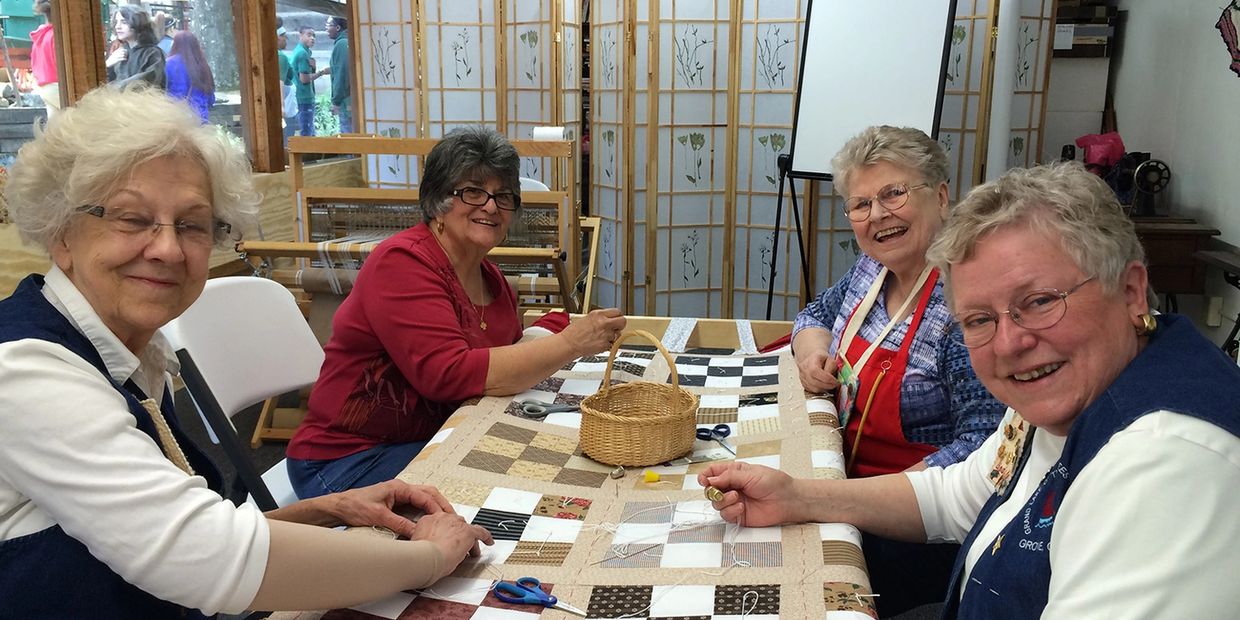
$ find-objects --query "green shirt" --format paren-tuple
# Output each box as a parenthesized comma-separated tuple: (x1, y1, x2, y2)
(277, 50, 293, 85)
(291, 43, 316, 104)
(329, 32, 350, 109)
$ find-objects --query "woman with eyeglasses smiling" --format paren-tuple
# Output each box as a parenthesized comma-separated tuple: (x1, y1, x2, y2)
(699, 161, 1240, 619)
(790, 126, 1005, 615)
(286, 126, 626, 499)
(0, 87, 495, 618)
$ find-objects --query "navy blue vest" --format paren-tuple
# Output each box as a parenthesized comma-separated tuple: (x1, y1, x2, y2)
(0, 274, 222, 619)
(941, 314, 1240, 619)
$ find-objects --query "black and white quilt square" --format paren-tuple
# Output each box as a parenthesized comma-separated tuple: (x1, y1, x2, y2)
(563, 350, 656, 376)
(585, 583, 783, 619)
(673, 355, 780, 388)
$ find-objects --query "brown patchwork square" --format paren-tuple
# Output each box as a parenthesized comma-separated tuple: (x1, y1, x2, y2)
(529, 432, 579, 453)
(737, 439, 782, 458)
(473, 434, 527, 458)
(507, 540, 573, 566)
(553, 467, 609, 487)
(506, 459, 561, 481)
(587, 585, 656, 617)
(824, 582, 877, 615)
(714, 584, 781, 615)
(739, 417, 781, 435)
(809, 411, 840, 428)
(535, 495, 592, 520)
(620, 501, 674, 523)
(696, 407, 739, 424)
(668, 522, 725, 543)
(459, 450, 516, 474)
(486, 421, 538, 444)
(611, 360, 648, 376)
(822, 540, 867, 569)
(520, 445, 574, 467)
(731, 541, 783, 567)
(393, 596, 477, 619)
(633, 473, 686, 490)
(433, 478, 492, 507)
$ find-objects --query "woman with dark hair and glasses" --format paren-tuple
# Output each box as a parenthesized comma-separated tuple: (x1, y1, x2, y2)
(165, 30, 215, 123)
(790, 125, 1004, 616)
(700, 161, 1240, 618)
(286, 126, 626, 499)
(105, 5, 166, 89)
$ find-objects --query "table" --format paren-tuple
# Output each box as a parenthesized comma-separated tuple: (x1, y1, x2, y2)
(1194, 249, 1240, 357)
(271, 319, 875, 620)
(1132, 217, 1220, 297)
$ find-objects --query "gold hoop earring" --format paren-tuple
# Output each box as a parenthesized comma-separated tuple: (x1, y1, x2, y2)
(1137, 313, 1157, 336)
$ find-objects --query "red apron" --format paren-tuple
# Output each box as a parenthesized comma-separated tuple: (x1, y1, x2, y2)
(840, 270, 940, 477)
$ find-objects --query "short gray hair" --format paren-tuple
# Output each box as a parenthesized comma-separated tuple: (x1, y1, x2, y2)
(927, 161, 1145, 297)
(830, 125, 949, 197)
(420, 126, 521, 223)
(6, 86, 258, 251)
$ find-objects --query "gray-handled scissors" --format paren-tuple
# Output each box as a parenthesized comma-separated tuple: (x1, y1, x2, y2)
(516, 399, 580, 418)
(696, 423, 735, 455)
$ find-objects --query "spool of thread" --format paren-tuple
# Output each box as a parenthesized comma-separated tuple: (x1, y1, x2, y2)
(532, 126, 566, 141)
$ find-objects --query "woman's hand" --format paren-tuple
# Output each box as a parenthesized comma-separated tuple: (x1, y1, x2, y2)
(562, 307, 627, 356)
(105, 46, 127, 69)
(411, 512, 495, 579)
(795, 348, 841, 394)
(327, 480, 455, 539)
(697, 462, 805, 527)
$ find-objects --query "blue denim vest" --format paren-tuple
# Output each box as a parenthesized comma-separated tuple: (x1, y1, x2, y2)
(0, 274, 222, 619)
(940, 314, 1240, 619)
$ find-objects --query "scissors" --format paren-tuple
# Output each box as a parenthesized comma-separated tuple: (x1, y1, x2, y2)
(493, 576, 587, 617)
(696, 423, 735, 455)
(516, 399, 580, 418)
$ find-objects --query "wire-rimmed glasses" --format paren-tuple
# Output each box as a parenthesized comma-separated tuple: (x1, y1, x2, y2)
(954, 276, 1096, 348)
(842, 182, 929, 222)
(75, 205, 232, 248)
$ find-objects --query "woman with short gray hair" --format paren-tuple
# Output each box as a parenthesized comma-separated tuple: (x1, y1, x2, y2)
(791, 125, 1004, 616)
(287, 126, 626, 499)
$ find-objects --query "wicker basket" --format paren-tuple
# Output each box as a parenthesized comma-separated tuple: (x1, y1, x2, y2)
(578, 330, 700, 466)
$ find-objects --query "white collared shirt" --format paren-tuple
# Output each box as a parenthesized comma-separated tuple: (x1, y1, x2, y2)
(0, 267, 268, 614)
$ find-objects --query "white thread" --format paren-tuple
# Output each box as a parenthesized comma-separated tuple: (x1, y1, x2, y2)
(740, 590, 760, 617)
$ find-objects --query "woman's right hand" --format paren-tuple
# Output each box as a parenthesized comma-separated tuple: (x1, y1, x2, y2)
(697, 462, 803, 527)
(795, 348, 841, 394)
(562, 307, 627, 356)
(105, 47, 127, 69)
(411, 512, 494, 579)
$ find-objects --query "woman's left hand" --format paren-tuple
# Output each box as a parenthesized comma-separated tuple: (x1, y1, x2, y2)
(328, 480, 456, 539)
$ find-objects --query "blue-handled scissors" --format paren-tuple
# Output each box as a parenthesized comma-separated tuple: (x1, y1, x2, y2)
(493, 576, 587, 616)
(516, 399, 580, 418)
(696, 423, 736, 455)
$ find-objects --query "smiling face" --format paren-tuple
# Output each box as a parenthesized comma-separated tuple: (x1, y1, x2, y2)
(50, 154, 215, 353)
(846, 160, 949, 277)
(950, 223, 1149, 435)
(435, 175, 515, 261)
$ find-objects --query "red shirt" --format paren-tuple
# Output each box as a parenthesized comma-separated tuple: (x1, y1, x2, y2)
(288, 223, 522, 460)
(30, 24, 57, 86)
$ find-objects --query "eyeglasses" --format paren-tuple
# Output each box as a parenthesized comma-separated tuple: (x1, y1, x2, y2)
(451, 186, 520, 211)
(842, 182, 929, 222)
(954, 276, 1096, 348)
(76, 205, 232, 248)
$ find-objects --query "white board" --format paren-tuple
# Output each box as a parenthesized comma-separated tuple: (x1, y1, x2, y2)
(788, 0, 955, 179)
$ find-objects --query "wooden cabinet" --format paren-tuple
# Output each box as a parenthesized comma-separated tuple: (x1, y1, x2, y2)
(1132, 217, 1219, 295)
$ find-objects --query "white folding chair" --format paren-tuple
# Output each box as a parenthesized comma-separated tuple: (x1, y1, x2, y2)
(161, 276, 324, 510)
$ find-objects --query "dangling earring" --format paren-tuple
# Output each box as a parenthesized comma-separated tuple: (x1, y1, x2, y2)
(1136, 313, 1157, 335)
(436, 219, 445, 235)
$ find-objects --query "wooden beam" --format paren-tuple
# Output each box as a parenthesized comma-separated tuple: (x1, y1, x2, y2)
(233, 0, 284, 173)
(52, 0, 105, 106)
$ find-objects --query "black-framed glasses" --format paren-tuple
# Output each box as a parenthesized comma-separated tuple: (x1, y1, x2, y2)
(451, 186, 520, 211)
(842, 182, 929, 222)
(75, 205, 232, 248)
(954, 276, 1096, 348)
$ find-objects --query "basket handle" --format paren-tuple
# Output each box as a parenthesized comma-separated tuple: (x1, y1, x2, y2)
(600, 329, 681, 392)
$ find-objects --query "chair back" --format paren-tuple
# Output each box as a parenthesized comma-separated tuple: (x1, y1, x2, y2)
(162, 277, 325, 418)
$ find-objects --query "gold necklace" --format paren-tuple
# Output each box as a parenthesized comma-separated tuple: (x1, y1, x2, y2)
(431, 223, 488, 331)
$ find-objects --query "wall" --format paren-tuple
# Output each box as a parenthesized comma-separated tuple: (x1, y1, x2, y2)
(1112, 0, 1240, 344)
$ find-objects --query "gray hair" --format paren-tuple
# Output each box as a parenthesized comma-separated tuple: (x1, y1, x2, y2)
(927, 161, 1146, 297)
(6, 86, 258, 251)
(830, 125, 950, 197)
(420, 126, 521, 223)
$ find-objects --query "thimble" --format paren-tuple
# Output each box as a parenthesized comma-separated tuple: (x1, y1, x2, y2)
(705, 486, 724, 502)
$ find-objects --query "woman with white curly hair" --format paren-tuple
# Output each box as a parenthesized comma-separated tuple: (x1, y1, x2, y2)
(0, 87, 493, 618)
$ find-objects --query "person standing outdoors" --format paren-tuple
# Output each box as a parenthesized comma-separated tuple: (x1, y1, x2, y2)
(291, 26, 326, 136)
(275, 19, 297, 147)
(325, 16, 351, 134)
(29, 0, 59, 119)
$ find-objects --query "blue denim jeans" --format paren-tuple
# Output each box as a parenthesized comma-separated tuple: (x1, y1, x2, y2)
(296, 102, 315, 136)
(286, 441, 428, 499)
(337, 109, 352, 134)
